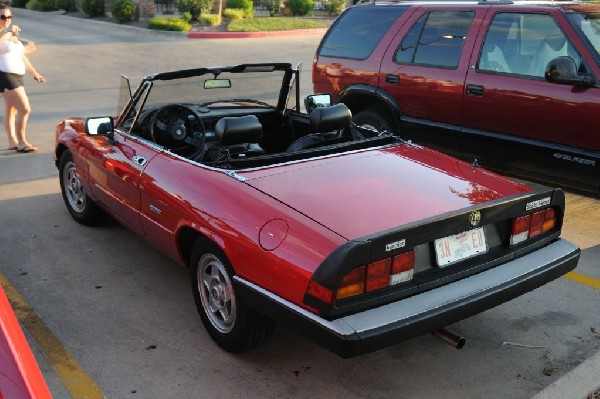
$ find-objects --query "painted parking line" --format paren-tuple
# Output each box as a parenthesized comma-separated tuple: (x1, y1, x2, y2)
(564, 272, 600, 290)
(0, 273, 104, 399)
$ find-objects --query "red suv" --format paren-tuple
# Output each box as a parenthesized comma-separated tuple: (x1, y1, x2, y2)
(313, 0, 600, 193)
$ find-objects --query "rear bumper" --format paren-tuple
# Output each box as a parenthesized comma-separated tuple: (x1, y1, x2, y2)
(234, 239, 580, 358)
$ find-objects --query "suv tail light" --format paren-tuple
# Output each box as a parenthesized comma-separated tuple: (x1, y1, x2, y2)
(510, 207, 556, 246)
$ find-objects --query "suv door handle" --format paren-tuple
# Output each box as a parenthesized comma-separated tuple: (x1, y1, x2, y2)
(466, 84, 484, 96)
(385, 74, 400, 84)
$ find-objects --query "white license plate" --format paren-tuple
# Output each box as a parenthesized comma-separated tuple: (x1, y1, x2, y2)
(435, 227, 488, 267)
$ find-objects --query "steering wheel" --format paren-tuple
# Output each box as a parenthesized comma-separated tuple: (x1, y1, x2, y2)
(149, 104, 205, 150)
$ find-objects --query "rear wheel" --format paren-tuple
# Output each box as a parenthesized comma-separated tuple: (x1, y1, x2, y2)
(353, 107, 396, 135)
(59, 150, 106, 225)
(191, 241, 275, 353)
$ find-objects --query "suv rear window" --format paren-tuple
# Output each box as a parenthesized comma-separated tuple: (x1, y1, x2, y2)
(318, 6, 408, 60)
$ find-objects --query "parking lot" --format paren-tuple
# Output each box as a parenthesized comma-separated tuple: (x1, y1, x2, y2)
(0, 10, 598, 398)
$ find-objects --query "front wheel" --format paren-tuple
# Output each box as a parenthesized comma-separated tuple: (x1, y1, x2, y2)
(191, 241, 275, 353)
(59, 150, 106, 225)
(353, 107, 396, 135)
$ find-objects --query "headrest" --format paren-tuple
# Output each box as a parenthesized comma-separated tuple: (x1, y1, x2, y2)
(309, 103, 352, 133)
(215, 115, 263, 146)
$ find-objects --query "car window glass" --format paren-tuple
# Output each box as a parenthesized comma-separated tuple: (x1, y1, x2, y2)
(394, 11, 475, 68)
(318, 6, 407, 60)
(478, 13, 582, 77)
(566, 12, 600, 66)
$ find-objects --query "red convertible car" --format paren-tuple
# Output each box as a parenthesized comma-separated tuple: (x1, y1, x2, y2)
(54, 63, 580, 357)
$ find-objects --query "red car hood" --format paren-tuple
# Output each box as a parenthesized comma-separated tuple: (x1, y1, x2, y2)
(240, 145, 532, 240)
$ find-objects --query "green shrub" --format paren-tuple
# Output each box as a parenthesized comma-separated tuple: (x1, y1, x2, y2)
(175, 0, 214, 20)
(81, 0, 105, 17)
(288, 0, 313, 16)
(11, 0, 28, 8)
(223, 8, 244, 20)
(25, 0, 55, 11)
(111, 0, 136, 23)
(262, 0, 283, 16)
(55, 0, 76, 11)
(147, 17, 192, 31)
(322, 0, 344, 15)
(182, 11, 192, 22)
(225, 0, 252, 17)
(200, 13, 221, 25)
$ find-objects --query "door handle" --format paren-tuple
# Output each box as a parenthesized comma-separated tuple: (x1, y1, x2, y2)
(466, 84, 484, 96)
(385, 74, 400, 84)
(131, 156, 147, 166)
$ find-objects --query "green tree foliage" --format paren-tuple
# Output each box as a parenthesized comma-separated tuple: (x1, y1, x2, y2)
(175, 0, 215, 20)
(81, 0, 105, 17)
(55, 0, 77, 11)
(111, 0, 136, 23)
(225, 0, 252, 17)
(288, 0, 313, 16)
(25, 0, 55, 11)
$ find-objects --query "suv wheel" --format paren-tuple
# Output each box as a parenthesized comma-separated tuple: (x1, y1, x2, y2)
(353, 108, 396, 135)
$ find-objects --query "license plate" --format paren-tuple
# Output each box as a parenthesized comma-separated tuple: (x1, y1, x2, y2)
(435, 227, 488, 267)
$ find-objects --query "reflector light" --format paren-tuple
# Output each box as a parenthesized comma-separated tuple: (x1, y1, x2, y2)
(529, 210, 545, 238)
(336, 266, 365, 300)
(542, 208, 556, 232)
(390, 250, 415, 285)
(366, 259, 391, 292)
(510, 214, 531, 245)
(307, 280, 333, 304)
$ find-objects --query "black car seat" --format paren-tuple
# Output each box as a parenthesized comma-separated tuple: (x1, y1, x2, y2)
(202, 115, 265, 162)
(286, 103, 352, 152)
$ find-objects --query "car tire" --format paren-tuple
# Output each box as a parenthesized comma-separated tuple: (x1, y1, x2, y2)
(191, 241, 276, 353)
(59, 150, 106, 225)
(353, 107, 397, 135)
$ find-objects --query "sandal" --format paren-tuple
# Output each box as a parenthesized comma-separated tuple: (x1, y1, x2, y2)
(8, 146, 17, 150)
(16, 145, 38, 153)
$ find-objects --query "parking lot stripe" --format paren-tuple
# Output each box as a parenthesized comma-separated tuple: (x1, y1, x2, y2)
(0, 273, 105, 399)
(564, 272, 600, 290)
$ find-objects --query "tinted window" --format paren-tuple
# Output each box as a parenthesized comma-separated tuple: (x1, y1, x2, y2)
(395, 11, 474, 68)
(567, 12, 600, 66)
(319, 6, 407, 60)
(479, 13, 582, 77)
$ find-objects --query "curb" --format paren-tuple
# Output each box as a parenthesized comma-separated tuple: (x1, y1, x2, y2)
(187, 28, 327, 39)
(531, 349, 600, 399)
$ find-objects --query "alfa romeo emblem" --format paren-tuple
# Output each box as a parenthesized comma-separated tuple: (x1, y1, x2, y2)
(468, 211, 481, 228)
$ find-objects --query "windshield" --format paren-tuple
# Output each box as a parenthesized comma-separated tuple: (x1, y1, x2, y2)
(567, 12, 600, 65)
(118, 63, 293, 129)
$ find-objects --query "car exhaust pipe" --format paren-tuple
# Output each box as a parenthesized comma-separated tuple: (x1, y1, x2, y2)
(432, 328, 465, 349)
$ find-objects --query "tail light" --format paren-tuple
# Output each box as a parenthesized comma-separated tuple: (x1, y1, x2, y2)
(510, 207, 557, 246)
(336, 250, 415, 301)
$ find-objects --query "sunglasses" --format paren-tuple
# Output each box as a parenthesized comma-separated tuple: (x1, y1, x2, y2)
(0, 15, 12, 21)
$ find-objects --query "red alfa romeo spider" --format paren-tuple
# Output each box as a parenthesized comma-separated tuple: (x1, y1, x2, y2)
(54, 63, 580, 357)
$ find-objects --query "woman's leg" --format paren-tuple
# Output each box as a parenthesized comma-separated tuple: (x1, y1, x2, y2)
(3, 86, 33, 149)
(2, 90, 18, 149)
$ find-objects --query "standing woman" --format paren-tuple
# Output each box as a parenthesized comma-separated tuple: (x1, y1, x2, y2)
(0, 2, 44, 153)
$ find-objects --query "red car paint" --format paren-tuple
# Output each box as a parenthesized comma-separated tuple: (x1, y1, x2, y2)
(0, 285, 51, 399)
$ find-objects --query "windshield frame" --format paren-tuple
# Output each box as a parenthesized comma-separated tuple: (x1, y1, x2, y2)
(116, 63, 295, 132)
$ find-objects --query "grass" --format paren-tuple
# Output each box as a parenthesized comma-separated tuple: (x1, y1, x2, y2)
(227, 17, 327, 32)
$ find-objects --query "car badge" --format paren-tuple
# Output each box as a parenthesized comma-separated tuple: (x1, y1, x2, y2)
(468, 211, 482, 228)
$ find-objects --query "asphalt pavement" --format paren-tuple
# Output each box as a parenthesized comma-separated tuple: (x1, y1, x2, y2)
(3, 8, 600, 399)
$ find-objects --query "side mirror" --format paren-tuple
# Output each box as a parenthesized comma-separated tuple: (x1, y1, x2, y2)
(305, 93, 332, 114)
(86, 116, 116, 144)
(545, 56, 593, 87)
